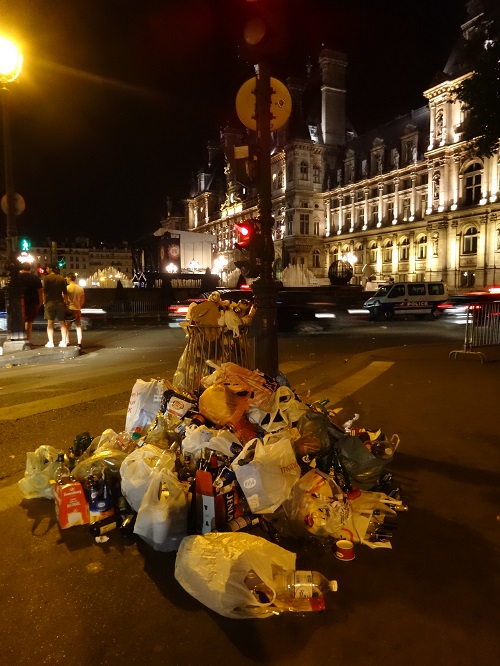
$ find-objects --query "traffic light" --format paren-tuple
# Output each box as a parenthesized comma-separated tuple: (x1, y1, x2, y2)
(234, 219, 262, 278)
(19, 237, 31, 252)
(234, 219, 254, 251)
(37, 265, 45, 275)
(57, 256, 66, 269)
(239, 0, 287, 63)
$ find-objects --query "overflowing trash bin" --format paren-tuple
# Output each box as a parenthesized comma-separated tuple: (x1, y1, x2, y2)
(18, 291, 406, 618)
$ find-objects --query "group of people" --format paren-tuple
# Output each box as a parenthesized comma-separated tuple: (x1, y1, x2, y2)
(19, 263, 85, 348)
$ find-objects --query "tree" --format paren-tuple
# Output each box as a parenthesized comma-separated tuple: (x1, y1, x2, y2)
(457, 0, 500, 157)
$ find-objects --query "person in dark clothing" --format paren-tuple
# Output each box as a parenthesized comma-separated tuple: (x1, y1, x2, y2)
(19, 262, 43, 344)
(42, 264, 69, 348)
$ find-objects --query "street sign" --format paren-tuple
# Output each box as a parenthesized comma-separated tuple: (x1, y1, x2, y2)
(236, 76, 292, 131)
(1, 192, 25, 216)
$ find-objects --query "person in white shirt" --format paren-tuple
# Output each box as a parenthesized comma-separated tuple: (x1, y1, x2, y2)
(65, 273, 85, 346)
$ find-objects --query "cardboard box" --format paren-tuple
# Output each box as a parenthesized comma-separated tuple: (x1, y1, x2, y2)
(53, 480, 90, 529)
(195, 469, 239, 533)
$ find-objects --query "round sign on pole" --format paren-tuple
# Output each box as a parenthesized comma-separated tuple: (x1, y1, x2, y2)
(1, 192, 26, 216)
(236, 76, 292, 132)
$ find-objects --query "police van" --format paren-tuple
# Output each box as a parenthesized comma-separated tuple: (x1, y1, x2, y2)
(364, 281, 448, 320)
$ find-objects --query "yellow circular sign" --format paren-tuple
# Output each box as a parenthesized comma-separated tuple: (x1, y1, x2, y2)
(236, 76, 292, 132)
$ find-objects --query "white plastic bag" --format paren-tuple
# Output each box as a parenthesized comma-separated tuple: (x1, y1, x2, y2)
(248, 386, 308, 432)
(174, 532, 296, 619)
(125, 378, 165, 432)
(134, 466, 188, 552)
(18, 445, 60, 500)
(232, 436, 301, 514)
(120, 444, 175, 512)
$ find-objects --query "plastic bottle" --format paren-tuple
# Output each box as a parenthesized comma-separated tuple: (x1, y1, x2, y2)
(245, 569, 338, 613)
(274, 569, 338, 601)
(54, 452, 71, 485)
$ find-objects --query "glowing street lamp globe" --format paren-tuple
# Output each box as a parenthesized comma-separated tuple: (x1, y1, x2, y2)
(0, 36, 23, 83)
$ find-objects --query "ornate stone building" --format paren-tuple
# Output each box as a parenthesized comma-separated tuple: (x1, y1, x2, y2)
(185, 1, 499, 290)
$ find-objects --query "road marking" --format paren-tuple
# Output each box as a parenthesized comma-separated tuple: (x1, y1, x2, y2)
(305, 360, 394, 404)
(0, 378, 135, 421)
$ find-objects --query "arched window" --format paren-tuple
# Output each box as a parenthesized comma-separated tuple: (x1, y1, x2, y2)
(463, 226, 478, 254)
(383, 239, 393, 262)
(312, 249, 321, 268)
(369, 242, 378, 263)
(331, 247, 339, 263)
(354, 242, 363, 264)
(417, 235, 427, 259)
(399, 237, 410, 261)
(300, 161, 309, 180)
(464, 164, 482, 206)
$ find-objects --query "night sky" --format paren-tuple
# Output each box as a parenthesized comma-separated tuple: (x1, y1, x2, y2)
(2, 0, 466, 245)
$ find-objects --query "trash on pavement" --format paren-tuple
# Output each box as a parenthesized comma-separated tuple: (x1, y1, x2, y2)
(20, 303, 407, 618)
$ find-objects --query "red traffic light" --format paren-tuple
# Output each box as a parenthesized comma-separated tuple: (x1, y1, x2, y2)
(234, 220, 254, 250)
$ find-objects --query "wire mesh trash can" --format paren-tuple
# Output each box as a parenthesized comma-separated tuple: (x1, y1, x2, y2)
(182, 325, 251, 394)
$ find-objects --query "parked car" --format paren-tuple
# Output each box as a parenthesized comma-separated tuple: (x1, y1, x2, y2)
(167, 286, 338, 333)
(435, 291, 500, 323)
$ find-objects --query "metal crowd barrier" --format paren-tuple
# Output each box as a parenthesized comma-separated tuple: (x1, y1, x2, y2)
(449, 300, 500, 362)
(181, 324, 251, 394)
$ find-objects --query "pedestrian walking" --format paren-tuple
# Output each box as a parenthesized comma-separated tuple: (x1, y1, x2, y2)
(18, 262, 43, 345)
(64, 273, 85, 347)
(42, 264, 69, 348)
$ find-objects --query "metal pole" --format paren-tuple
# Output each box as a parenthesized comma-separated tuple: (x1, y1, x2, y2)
(2, 85, 28, 350)
(251, 60, 279, 377)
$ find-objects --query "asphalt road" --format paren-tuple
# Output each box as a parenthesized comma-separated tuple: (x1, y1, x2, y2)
(0, 318, 499, 666)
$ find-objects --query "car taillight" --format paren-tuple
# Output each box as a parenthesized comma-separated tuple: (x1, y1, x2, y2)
(168, 305, 189, 314)
(437, 303, 452, 310)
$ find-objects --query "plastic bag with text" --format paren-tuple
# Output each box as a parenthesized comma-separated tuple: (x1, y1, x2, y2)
(232, 436, 301, 513)
(174, 532, 296, 619)
(134, 466, 188, 552)
(125, 378, 165, 433)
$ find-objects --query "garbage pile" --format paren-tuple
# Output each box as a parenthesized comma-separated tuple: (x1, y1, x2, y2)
(19, 304, 406, 618)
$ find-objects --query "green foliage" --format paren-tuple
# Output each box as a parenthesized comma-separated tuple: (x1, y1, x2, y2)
(457, 2, 500, 157)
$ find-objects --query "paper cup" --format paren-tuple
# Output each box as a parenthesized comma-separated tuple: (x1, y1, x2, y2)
(335, 539, 355, 561)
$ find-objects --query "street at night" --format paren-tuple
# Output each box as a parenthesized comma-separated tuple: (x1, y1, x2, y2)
(0, 320, 499, 665)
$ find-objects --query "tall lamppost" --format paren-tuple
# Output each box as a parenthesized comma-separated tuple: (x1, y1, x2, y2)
(0, 35, 27, 351)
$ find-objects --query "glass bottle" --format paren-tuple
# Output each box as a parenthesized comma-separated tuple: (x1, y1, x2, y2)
(54, 452, 71, 485)
(89, 512, 123, 537)
(330, 448, 352, 493)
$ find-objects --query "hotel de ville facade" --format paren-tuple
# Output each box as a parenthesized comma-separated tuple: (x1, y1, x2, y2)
(181, 2, 499, 292)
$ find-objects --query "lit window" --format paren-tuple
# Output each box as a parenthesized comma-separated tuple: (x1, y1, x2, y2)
(399, 237, 410, 261)
(464, 164, 482, 206)
(463, 226, 478, 254)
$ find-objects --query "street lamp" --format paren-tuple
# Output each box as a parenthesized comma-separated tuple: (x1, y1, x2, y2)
(0, 35, 27, 351)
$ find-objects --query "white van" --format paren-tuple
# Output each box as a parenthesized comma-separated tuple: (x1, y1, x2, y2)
(364, 281, 448, 320)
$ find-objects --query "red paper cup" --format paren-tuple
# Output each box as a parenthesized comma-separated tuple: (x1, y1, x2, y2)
(335, 539, 355, 561)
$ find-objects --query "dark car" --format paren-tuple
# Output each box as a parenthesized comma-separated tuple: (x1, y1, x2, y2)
(436, 291, 500, 323)
(167, 286, 337, 333)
